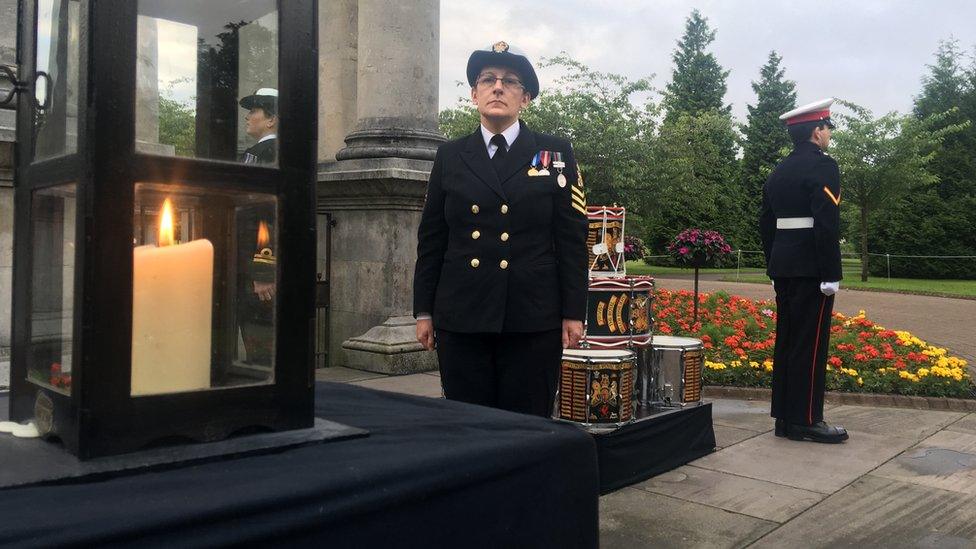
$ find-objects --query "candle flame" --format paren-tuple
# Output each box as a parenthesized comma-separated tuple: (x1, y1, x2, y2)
(159, 198, 175, 247)
(256, 221, 270, 248)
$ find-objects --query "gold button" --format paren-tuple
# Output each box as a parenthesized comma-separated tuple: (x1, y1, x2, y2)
(470, 258, 480, 268)
(499, 260, 509, 269)
(500, 232, 509, 242)
(471, 204, 480, 214)
(500, 204, 509, 214)
(471, 230, 481, 240)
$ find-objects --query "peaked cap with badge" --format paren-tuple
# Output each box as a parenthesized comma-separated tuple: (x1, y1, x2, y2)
(466, 41, 540, 98)
(759, 97, 848, 443)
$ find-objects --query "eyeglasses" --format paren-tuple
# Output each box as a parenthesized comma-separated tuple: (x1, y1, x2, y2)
(476, 75, 524, 91)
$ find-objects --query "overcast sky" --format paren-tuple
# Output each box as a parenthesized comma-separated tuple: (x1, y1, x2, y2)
(440, 0, 976, 122)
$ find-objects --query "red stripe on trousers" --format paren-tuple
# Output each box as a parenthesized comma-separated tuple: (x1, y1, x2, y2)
(809, 295, 827, 424)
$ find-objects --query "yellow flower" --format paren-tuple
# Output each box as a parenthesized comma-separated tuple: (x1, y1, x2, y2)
(749, 361, 760, 369)
(705, 360, 727, 371)
(917, 368, 929, 378)
(857, 377, 864, 386)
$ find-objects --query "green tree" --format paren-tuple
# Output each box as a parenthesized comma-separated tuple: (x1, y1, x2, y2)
(158, 94, 196, 157)
(662, 9, 731, 122)
(865, 39, 976, 279)
(653, 10, 741, 255)
(831, 103, 966, 281)
(739, 51, 796, 258)
(643, 110, 741, 258)
(913, 39, 976, 197)
(437, 55, 658, 217)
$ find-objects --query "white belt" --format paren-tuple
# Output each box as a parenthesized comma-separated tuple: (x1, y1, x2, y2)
(776, 217, 814, 229)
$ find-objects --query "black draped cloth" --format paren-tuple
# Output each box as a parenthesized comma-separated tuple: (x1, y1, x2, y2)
(0, 383, 599, 548)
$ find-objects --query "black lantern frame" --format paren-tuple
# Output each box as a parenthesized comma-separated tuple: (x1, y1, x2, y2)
(10, 0, 318, 459)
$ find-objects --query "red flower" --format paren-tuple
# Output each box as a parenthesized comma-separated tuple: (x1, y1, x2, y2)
(828, 356, 843, 368)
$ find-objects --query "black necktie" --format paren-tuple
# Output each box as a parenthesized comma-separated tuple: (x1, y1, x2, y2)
(490, 134, 507, 174)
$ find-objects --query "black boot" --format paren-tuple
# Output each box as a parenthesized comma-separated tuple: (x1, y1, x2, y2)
(774, 418, 787, 438)
(787, 421, 849, 443)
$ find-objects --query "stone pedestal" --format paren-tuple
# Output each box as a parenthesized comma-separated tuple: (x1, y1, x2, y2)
(342, 316, 437, 374)
(318, 158, 437, 371)
(317, 0, 443, 373)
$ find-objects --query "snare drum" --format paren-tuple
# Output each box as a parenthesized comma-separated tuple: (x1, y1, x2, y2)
(557, 349, 636, 429)
(649, 336, 704, 407)
(583, 276, 655, 348)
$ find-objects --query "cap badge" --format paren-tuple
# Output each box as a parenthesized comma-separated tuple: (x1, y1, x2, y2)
(493, 41, 509, 53)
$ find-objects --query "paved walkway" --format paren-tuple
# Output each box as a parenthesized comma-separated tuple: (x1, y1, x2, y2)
(317, 367, 976, 548)
(653, 276, 976, 365)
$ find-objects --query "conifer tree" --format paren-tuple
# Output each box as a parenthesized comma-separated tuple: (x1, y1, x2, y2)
(651, 10, 743, 256)
(662, 9, 731, 123)
(738, 51, 796, 258)
(863, 38, 976, 279)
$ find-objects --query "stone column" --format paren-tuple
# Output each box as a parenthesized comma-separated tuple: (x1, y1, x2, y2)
(318, 0, 358, 163)
(317, 0, 443, 374)
(334, 0, 442, 161)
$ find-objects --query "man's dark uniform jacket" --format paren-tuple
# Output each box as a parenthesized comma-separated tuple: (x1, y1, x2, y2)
(759, 140, 843, 426)
(760, 140, 842, 281)
(413, 122, 589, 333)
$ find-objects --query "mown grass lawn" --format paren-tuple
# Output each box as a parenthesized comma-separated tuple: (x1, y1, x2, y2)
(724, 273, 976, 298)
(628, 260, 976, 298)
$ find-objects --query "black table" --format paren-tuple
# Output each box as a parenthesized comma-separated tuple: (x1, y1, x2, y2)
(0, 382, 599, 548)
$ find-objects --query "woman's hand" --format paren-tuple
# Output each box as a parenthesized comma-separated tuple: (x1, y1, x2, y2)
(416, 318, 435, 351)
(562, 319, 583, 349)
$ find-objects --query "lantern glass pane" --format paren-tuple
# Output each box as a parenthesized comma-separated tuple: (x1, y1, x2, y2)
(132, 182, 277, 396)
(33, 0, 81, 161)
(28, 183, 77, 394)
(134, 0, 280, 166)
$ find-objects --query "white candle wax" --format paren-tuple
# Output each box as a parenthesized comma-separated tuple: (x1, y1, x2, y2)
(131, 238, 214, 395)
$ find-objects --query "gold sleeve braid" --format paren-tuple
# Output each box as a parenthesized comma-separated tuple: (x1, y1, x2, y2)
(571, 170, 586, 215)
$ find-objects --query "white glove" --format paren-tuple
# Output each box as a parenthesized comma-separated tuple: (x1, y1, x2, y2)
(820, 281, 840, 296)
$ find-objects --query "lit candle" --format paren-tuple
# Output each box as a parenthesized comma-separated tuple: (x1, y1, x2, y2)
(131, 198, 213, 395)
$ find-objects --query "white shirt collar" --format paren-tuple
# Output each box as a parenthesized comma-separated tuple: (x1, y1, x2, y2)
(257, 133, 277, 144)
(480, 121, 520, 156)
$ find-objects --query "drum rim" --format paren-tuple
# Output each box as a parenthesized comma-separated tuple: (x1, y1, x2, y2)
(562, 348, 636, 359)
(651, 335, 704, 348)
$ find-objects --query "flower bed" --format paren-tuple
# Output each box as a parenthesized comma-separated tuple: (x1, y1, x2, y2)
(654, 289, 974, 399)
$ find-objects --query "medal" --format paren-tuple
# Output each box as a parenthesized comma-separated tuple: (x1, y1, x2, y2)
(528, 152, 542, 176)
(537, 150, 551, 176)
(553, 152, 566, 186)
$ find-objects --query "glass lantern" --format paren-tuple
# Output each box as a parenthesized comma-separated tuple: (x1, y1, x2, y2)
(10, 0, 318, 459)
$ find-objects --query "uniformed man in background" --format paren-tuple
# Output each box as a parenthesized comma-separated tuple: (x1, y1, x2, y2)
(760, 98, 849, 443)
(413, 41, 589, 417)
(237, 88, 278, 364)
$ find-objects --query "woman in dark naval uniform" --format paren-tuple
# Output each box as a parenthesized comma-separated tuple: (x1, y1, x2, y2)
(413, 41, 589, 417)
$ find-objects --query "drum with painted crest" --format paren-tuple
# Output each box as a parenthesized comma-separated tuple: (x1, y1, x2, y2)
(649, 335, 704, 407)
(582, 276, 655, 348)
(557, 348, 636, 430)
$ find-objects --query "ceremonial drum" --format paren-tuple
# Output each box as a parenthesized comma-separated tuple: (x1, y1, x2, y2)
(583, 276, 655, 348)
(557, 349, 636, 430)
(586, 206, 626, 277)
(649, 336, 704, 407)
